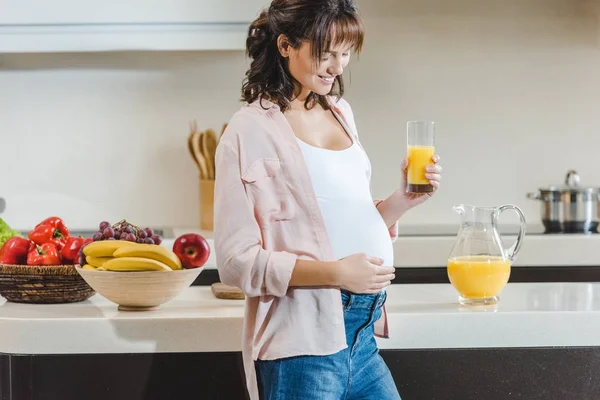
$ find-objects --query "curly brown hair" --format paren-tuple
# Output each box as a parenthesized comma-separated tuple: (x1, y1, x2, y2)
(241, 0, 365, 112)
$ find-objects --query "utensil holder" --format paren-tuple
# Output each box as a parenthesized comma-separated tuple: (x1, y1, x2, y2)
(199, 179, 215, 231)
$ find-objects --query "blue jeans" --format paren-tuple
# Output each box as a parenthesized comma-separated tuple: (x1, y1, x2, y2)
(255, 290, 401, 399)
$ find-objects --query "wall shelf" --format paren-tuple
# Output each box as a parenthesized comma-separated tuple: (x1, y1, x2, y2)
(0, 0, 269, 53)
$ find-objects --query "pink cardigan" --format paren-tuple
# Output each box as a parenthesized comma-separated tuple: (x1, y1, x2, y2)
(214, 97, 397, 400)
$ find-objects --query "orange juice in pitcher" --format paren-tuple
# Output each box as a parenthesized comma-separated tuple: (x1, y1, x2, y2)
(447, 256, 511, 300)
(447, 204, 526, 305)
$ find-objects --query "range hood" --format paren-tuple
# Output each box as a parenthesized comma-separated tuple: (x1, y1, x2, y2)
(0, 0, 269, 53)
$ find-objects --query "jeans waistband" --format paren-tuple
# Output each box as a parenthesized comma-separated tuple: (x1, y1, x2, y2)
(341, 289, 387, 310)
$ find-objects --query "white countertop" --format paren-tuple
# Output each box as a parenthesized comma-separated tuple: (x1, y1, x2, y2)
(165, 228, 600, 269)
(1, 282, 600, 355)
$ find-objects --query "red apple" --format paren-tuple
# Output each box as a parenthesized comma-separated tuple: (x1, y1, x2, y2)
(173, 233, 210, 269)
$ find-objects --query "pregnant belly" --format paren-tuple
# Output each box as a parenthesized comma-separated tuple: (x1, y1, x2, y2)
(321, 202, 395, 267)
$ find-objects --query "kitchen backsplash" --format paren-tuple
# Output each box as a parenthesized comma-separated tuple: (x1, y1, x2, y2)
(1, 0, 599, 230)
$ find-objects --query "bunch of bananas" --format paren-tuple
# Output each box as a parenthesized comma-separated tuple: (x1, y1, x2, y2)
(81, 241, 182, 272)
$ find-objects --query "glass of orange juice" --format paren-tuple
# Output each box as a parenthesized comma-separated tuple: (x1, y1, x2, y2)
(406, 121, 435, 193)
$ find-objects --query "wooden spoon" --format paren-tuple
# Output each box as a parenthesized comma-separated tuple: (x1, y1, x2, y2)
(197, 131, 213, 180)
(192, 131, 209, 180)
(188, 132, 201, 170)
(203, 129, 218, 180)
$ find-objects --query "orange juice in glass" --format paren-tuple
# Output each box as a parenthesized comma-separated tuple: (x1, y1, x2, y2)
(407, 121, 435, 193)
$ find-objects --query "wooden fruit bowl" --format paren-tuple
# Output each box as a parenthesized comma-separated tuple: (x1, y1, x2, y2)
(74, 266, 203, 311)
(0, 264, 96, 304)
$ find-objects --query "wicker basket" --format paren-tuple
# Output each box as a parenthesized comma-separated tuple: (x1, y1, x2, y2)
(0, 264, 96, 304)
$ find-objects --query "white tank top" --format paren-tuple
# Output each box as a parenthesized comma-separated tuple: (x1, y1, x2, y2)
(297, 133, 394, 267)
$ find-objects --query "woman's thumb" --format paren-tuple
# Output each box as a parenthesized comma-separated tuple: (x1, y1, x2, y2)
(401, 157, 408, 171)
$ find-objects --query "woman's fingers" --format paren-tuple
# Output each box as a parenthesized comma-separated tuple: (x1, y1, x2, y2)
(375, 273, 395, 283)
(426, 162, 442, 188)
(426, 164, 443, 174)
(365, 282, 391, 293)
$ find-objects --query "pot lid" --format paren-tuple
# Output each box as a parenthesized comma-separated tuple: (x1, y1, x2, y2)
(539, 170, 600, 194)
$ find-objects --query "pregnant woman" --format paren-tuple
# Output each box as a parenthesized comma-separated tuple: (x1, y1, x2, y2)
(214, 0, 443, 399)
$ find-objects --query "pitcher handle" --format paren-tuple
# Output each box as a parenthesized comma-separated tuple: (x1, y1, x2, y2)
(494, 204, 527, 263)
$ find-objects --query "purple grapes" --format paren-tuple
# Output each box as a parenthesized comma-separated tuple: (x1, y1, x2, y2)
(103, 227, 115, 239)
(93, 220, 163, 245)
(77, 248, 86, 265)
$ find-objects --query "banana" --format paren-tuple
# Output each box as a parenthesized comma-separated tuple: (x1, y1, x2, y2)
(83, 240, 130, 258)
(113, 244, 182, 270)
(102, 257, 172, 272)
(82, 264, 97, 271)
(86, 256, 113, 268)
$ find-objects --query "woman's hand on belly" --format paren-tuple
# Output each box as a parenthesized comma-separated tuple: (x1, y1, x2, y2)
(334, 253, 396, 294)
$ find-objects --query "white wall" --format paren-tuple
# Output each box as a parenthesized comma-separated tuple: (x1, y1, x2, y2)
(350, 0, 600, 226)
(0, 51, 249, 229)
(1, 0, 599, 230)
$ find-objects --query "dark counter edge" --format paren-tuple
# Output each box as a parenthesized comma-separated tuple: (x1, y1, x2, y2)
(3, 347, 600, 400)
(192, 265, 600, 286)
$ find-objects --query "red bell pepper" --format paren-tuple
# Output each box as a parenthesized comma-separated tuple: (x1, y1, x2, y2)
(28, 221, 68, 250)
(27, 243, 61, 266)
(0, 236, 32, 265)
(34, 217, 70, 237)
(61, 236, 92, 264)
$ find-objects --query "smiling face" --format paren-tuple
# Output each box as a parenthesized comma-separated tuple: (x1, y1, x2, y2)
(248, 2, 364, 111)
(281, 40, 352, 99)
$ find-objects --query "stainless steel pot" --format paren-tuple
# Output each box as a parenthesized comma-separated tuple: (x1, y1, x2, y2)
(527, 170, 600, 233)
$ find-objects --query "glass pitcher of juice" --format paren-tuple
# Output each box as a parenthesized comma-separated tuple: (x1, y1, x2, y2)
(447, 204, 526, 305)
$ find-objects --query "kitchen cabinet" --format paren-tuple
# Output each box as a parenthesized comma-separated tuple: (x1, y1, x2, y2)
(0, 0, 270, 53)
(2, 284, 600, 399)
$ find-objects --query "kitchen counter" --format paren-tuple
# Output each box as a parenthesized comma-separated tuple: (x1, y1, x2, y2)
(2, 283, 600, 400)
(1, 282, 600, 355)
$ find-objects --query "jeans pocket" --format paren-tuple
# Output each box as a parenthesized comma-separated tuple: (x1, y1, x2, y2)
(341, 292, 351, 311)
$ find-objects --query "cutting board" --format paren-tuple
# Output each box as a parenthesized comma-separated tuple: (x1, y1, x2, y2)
(211, 282, 245, 300)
